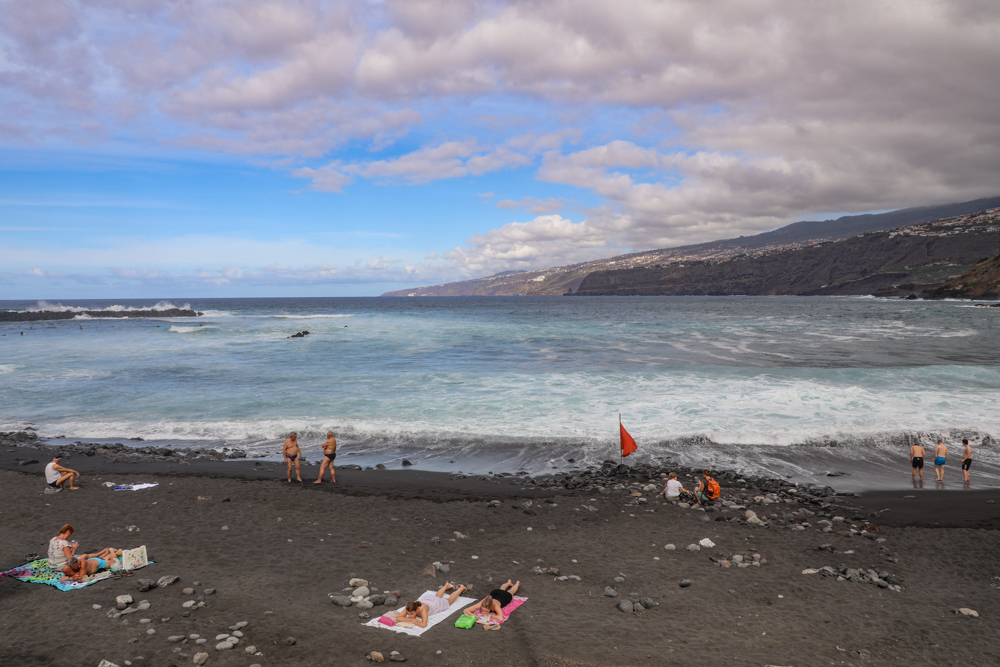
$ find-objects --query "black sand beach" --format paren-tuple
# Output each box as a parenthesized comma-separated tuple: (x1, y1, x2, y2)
(3, 446, 1000, 667)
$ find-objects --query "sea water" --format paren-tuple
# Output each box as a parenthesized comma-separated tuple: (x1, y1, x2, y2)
(1, 296, 998, 489)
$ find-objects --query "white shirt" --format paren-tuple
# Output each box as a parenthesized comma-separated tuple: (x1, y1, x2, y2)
(665, 479, 682, 498)
(48, 537, 71, 569)
(45, 462, 61, 484)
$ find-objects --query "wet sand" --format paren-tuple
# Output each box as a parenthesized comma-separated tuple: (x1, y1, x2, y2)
(3, 448, 1000, 667)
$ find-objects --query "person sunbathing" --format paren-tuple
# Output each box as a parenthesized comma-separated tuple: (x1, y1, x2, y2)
(463, 579, 520, 624)
(60, 548, 123, 581)
(398, 583, 468, 628)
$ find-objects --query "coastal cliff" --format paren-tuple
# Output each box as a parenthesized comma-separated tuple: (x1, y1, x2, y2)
(572, 209, 1000, 297)
(923, 254, 1000, 300)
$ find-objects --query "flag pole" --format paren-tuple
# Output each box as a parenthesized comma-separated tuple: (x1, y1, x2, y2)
(619, 413, 621, 466)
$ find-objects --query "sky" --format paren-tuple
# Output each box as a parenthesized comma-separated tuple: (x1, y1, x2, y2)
(2, 0, 999, 298)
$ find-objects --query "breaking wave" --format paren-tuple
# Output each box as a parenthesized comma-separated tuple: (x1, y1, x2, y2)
(17, 300, 190, 313)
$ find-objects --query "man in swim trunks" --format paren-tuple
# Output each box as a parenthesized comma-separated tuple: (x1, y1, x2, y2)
(313, 431, 337, 484)
(283, 432, 302, 483)
(933, 439, 948, 481)
(44, 454, 80, 490)
(961, 438, 972, 483)
(910, 442, 925, 482)
(60, 548, 123, 581)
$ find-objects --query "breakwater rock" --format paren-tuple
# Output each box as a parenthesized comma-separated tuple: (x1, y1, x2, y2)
(0, 308, 203, 322)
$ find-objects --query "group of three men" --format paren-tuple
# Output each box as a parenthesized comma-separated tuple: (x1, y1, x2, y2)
(910, 438, 972, 482)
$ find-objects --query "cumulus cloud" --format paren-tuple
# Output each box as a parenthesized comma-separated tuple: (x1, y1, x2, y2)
(2, 0, 1000, 279)
(444, 214, 618, 276)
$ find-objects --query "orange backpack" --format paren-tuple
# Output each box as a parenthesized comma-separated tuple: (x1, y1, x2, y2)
(705, 476, 721, 500)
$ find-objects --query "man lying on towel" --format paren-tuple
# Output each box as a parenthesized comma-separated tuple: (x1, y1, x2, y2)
(60, 548, 123, 582)
(397, 583, 469, 627)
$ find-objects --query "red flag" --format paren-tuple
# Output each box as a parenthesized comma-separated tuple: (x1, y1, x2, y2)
(620, 422, 637, 458)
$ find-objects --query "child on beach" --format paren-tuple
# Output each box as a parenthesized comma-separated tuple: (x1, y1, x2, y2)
(283, 432, 302, 483)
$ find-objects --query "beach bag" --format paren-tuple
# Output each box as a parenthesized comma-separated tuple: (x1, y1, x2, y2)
(455, 614, 476, 629)
(706, 477, 721, 500)
(121, 545, 148, 571)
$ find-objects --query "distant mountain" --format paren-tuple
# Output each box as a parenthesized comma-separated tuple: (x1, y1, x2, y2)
(382, 196, 1000, 297)
(573, 207, 1000, 297)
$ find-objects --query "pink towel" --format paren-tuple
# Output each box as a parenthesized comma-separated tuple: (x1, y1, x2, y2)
(475, 595, 528, 625)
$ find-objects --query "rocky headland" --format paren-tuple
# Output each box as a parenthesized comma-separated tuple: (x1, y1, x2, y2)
(0, 308, 203, 323)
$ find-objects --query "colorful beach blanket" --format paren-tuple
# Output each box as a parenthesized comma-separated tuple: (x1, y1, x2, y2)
(474, 595, 528, 626)
(364, 591, 475, 637)
(1, 550, 153, 591)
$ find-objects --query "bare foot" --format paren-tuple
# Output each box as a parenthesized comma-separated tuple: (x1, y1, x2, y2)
(69, 487, 80, 490)
(313, 480, 322, 484)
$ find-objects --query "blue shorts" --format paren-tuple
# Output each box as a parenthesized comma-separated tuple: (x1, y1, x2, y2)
(934, 457, 946, 466)
(93, 558, 107, 569)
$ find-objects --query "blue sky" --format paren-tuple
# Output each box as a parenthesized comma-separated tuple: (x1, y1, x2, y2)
(2, 1, 999, 298)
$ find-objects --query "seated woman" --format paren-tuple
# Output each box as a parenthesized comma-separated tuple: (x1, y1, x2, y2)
(661, 472, 695, 502)
(463, 579, 520, 625)
(60, 548, 123, 581)
(397, 582, 468, 628)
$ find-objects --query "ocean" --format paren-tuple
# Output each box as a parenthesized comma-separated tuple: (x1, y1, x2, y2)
(2, 296, 998, 489)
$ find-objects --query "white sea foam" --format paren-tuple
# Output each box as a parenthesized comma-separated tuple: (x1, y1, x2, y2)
(269, 314, 355, 319)
(168, 325, 218, 333)
(18, 300, 191, 313)
(0, 364, 19, 374)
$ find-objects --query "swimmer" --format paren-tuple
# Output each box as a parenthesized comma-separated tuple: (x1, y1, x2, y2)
(910, 442, 925, 481)
(933, 439, 948, 481)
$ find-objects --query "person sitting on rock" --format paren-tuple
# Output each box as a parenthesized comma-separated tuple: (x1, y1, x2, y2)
(661, 472, 695, 502)
(60, 548, 123, 581)
(694, 469, 721, 505)
(463, 579, 519, 626)
(44, 454, 80, 490)
(399, 583, 468, 627)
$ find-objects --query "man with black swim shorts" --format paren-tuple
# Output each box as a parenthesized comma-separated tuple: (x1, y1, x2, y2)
(314, 431, 337, 484)
(283, 432, 302, 483)
(961, 438, 972, 483)
(910, 442, 925, 481)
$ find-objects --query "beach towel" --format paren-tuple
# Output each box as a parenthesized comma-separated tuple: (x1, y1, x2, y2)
(364, 591, 475, 637)
(112, 483, 159, 491)
(1, 548, 153, 591)
(473, 596, 528, 626)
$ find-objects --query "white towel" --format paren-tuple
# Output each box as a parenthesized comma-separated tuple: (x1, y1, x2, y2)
(364, 591, 476, 637)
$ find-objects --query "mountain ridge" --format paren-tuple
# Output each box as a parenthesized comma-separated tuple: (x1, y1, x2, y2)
(382, 196, 1000, 297)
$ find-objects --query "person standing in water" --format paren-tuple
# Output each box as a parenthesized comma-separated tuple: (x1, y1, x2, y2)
(314, 431, 337, 484)
(961, 438, 972, 484)
(283, 432, 302, 483)
(933, 439, 948, 481)
(910, 442, 925, 482)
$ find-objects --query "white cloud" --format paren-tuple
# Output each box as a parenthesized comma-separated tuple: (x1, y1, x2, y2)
(2, 0, 1000, 280)
(444, 214, 617, 276)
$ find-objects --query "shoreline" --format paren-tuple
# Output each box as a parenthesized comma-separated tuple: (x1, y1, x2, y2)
(4, 442, 1000, 666)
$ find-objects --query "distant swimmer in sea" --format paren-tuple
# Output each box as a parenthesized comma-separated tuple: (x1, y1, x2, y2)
(314, 430, 337, 484)
(961, 438, 972, 484)
(933, 439, 948, 481)
(910, 442, 925, 482)
(283, 432, 302, 483)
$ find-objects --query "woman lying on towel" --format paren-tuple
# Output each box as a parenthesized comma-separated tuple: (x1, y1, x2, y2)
(463, 579, 520, 624)
(60, 548, 123, 581)
(398, 582, 469, 628)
